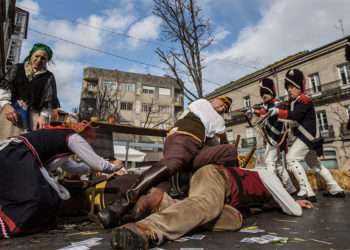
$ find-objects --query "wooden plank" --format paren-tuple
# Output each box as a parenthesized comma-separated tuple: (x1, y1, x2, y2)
(91, 122, 167, 137)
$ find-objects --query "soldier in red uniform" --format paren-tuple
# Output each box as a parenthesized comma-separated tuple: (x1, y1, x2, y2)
(269, 69, 345, 201)
(254, 78, 296, 194)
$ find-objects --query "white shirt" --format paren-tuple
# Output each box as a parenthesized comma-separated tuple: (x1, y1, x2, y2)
(188, 99, 225, 138)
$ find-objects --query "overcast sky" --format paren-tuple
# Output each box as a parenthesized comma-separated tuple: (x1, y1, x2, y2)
(17, 0, 350, 111)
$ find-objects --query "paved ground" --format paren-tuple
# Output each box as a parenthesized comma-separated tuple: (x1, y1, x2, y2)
(1, 193, 349, 250)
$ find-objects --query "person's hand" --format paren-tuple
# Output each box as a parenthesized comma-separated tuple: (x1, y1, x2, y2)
(112, 159, 124, 170)
(3, 104, 18, 124)
(114, 167, 127, 176)
(269, 107, 279, 117)
(34, 115, 47, 130)
(296, 199, 314, 209)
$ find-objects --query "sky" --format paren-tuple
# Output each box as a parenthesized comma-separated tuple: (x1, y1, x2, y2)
(16, 0, 350, 112)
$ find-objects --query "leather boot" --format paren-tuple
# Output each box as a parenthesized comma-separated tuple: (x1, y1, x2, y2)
(126, 164, 170, 204)
(97, 197, 131, 229)
(111, 223, 158, 250)
(130, 188, 164, 221)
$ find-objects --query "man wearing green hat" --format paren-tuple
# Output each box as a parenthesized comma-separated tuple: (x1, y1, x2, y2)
(0, 43, 60, 139)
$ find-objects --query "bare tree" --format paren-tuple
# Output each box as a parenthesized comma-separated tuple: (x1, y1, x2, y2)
(143, 98, 171, 129)
(143, 99, 155, 128)
(95, 75, 125, 121)
(154, 0, 213, 100)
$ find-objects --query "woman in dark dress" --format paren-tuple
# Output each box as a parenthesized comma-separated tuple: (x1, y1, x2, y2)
(0, 122, 123, 239)
(0, 43, 60, 139)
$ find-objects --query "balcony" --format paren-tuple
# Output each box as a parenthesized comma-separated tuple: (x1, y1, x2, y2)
(241, 137, 257, 148)
(279, 80, 350, 105)
(81, 92, 97, 99)
(83, 72, 99, 83)
(174, 94, 184, 106)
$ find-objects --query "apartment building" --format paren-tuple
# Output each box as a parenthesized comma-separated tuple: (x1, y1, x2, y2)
(79, 67, 184, 156)
(207, 36, 350, 169)
(0, 0, 16, 74)
(1, 0, 28, 74)
(79, 67, 184, 127)
(6, 7, 29, 67)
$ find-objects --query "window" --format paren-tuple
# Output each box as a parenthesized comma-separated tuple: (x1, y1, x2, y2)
(120, 102, 133, 111)
(338, 63, 350, 85)
(243, 96, 251, 108)
(120, 83, 135, 92)
(7, 40, 18, 64)
(159, 88, 171, 96)
(103, 79, 117, 91)
(308, 73, 321, 94)
(321, 148, 338, 169)
(87, 84, 97, 92)
(142, 86, 155, 94)
(142, 103, 153, 112)
(159, 105, 170, 113)
(316, 110, 328, 131)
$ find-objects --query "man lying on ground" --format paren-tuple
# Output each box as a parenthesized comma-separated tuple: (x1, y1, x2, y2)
(110, 144, 313, 250)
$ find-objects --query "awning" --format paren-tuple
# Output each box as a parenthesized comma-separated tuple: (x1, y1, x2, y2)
(114, 145, 146, 162)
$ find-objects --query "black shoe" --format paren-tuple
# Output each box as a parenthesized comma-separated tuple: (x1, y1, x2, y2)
(111, 224, 149, 250)
(295, 195, 317, 203)
(323, 191, 346, 198)
(97, 208, 120, 229)
(306, 196, 317, 203)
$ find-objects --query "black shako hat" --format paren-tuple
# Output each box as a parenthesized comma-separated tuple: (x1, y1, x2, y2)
(285, 68, 305, 91)
(259, 78, 276, 97)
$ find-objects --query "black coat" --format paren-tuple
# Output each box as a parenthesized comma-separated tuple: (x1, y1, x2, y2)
(0, 63, 60, 112)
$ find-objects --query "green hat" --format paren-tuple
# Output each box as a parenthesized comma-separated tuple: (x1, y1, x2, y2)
(24, 43, 53, 62)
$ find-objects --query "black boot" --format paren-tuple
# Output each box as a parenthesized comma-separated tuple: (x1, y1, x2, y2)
(294, 194, 317, 203)
(323, 191, 346, 198)
(97, 197, 131, 229)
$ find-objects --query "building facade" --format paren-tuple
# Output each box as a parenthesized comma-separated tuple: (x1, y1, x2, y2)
(6, 7, 29, 67)
(79, 67, 184, 128)
(0, 0, 16, 75)
(1, 1, 28, 74)
(79, 67, 184, 158)
(207, 36, 350, 170)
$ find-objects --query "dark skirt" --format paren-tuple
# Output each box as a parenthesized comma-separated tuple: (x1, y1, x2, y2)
(0, 142, 61, 238)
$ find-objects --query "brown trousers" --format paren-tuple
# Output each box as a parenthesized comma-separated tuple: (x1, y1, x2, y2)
(138, 165, 243, 244)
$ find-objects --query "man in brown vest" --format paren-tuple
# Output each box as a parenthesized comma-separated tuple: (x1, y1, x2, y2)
(98, 96, 233, 228)
(110, 144, 313, 250)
